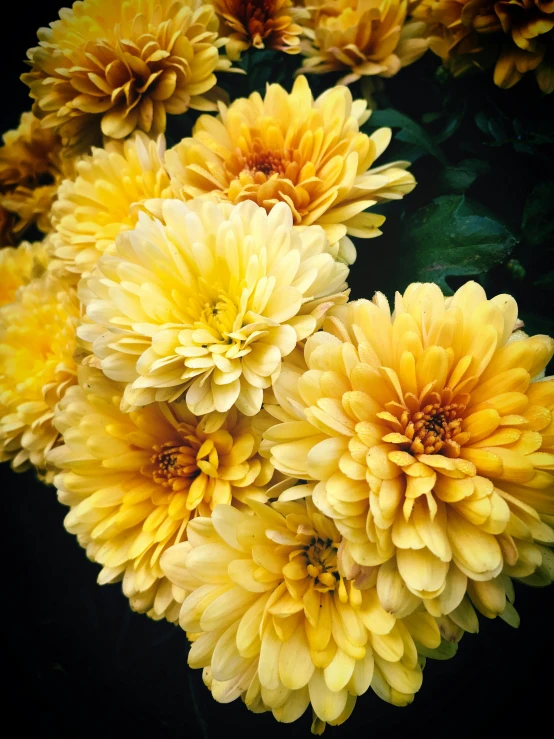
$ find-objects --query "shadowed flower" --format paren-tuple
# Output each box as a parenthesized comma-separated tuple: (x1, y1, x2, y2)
(79, 198, 349, 417)
(413, 0, 554, 92)
(0, 273, 79, 475)
(264, 282, 554, 623)
(21, 0, 235, 151)
(0, 240, 49, 307)
(49, 366, 275, 622)
(0, 112, 74, 242)
(299, 0, 428, 85)
(48, 132, 171, 278)
(166, 75, 416, 264)
(213, 0, 308, 59)
(161, 498, 439, 729)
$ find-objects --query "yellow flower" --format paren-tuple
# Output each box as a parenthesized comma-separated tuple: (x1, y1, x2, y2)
(300, 0, 428, 84)
(21, 0, 234, 150)
(0, 240, 49, 307)
(49, 366, 275, 622)
(265, 282, 554, 622)
(213, 0, 309, 59)
(0, 273, 79, 475)
(160, 498, 439, 729)
(0, 112, 75, 242)
(79, 198, 349, 416)
(413, 0, 554, 92)
(165, 75, 416, 264)
(48, 132, 171, 279)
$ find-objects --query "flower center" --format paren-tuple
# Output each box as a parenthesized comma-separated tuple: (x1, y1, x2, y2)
(198, 293, 239, 340)
(150, 440, 200, 491)
(239, 0, 277, 27)
(304, 537, 339, 592)
(382, 388, 471, 458)
(403, 401, 466, 456)
(243, 148, 286, 178)
(142, 423, 211, 492)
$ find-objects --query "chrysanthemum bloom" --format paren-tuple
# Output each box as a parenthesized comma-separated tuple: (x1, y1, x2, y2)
(79, 198, 349, 416)
(48, 132, 171, 279)
(299, 0, 428, 84)
(213, 0, 308, 60)
(413, 0, 554, 92)
(21, 0, 234, 151)
(161, 498, 439, 728)
(0, 240, 49, 307)
(166, 75, 415, 264)
(264, 282, 554, 621)
(49, 366, 275, 621)
(0, 112, 74, 241)
(0, 273, 79, 474)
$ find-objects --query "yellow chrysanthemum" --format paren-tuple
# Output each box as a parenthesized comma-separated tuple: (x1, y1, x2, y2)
(49, 365, 276, 622)
(213, 0, 309, 60)
(48, 132, 171, 278)
(165, 75, 416, 264)
(413, 0, 554, 93)
(0, 240, 49, 307)
(299, 0, 428, 84)
(0, 112, 75, 242)
(161, 498, 439, 730)
(0, 273, 79, 475)
(21, 0, 234, 150)
(79, 198, 349, 416)
(265, 282, 554, 623)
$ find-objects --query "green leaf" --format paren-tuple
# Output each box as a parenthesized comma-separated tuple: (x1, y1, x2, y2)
(474, 109, 511, 146)
(534, 271, 554, 292)
(416, 638, 459, 661)
(439, 158, 490, 194)
(522, 182, 554, 246)
(404, 195, 517, 292)
(366, 109, 446, 163)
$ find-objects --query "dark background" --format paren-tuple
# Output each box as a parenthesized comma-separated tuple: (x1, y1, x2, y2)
(3, 2, 554, 737)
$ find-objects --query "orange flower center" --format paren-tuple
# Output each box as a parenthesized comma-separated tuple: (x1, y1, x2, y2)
(382, 388, 471, 458)
(402, 400, 466, 456)
(242, 147, 287, 178)
(149, 438, 201, 490)
(237, 0, 280, 34)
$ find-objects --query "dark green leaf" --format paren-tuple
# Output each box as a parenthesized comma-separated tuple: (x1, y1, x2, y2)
(366, 109, 446, 163)
(474, 109, 511, 146)
(521, 182, 554, 246)
(439, 158, 490, 193)
(534, 270, 554, 291)
(519, 310, 554, 338)
(405, 194, 517, 292)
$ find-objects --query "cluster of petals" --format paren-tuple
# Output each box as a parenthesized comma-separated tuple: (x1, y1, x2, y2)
(0, 112, 74, 242)
(48, 132, 171, 278)
(161, 498, 441, 729)
(0, 273, 79, 475)
(21, 0, 235, 150)
(213, 0, 308, 60)
(265, 282, 554, 626)
(413, 0, 554, 93)
(299, 0, 428, 85)
(0, 240, 48, 307)
(79, 198, 349, 417)
(49, 365, 275, 622)
(165, 75, 415, 264)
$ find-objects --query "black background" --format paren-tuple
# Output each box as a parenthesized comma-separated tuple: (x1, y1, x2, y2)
(3, 2, 554, 737)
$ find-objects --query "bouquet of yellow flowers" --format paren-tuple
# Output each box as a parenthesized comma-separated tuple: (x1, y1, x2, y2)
(2, 0, 553, 735)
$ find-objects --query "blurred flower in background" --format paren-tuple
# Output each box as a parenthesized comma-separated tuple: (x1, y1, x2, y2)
(413, 0, 554, 93)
